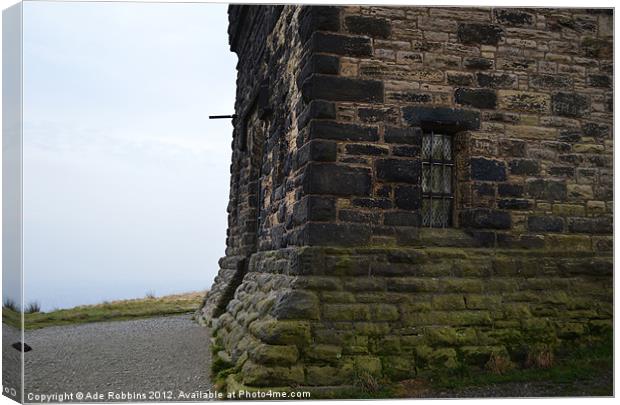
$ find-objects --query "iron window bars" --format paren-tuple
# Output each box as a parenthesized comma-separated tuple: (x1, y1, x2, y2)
(421, 131, 454, 228)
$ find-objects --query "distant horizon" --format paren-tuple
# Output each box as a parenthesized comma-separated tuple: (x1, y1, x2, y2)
(11, 1, 237, 311)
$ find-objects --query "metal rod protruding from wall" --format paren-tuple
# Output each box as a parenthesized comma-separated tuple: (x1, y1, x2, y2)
(209, 114, 238, 119)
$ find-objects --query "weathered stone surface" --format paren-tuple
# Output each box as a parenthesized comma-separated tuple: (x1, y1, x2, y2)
(460, 209, 511, 229)
(250, 344, 299, 366)
(498, 199, 531, 210)
(209, 5, 614, 391)
(305, 223, 372, 246)
(297, 100, 336, 130)
(476, 72, 517, 89)
(498, 183, 524, 197)
(402, 106, 480, 130)
(498, 90, 550, 113)
(345, 143, 388, 156)
(525, 179, 567, 201)
(377, 158, 421, 183)
(551, 92, 590, 118)
(394, 185, 422, 210)
(471, 158, 507, 181)
(292, 196, 336, 224)
(568, 217, 612, 234)
(509, 159, 540, 176)
(311, 32, 372, 56)
(303, 74, 384, 103)
(458, 23, 503, 45)
(528, 216, 564, 232)
(494, 9, 534, 26)
(250, 320, 312, 346)
(298, 6, 341, 43)
(303, 163, 372, 196)
(385, 126, 422, 145)
(271, 290, 320, 320)
(530, 74, 573, 89)
(345, 15, 391, 38)
(463, 57, 494, 69)
(309, 120, 379, 142)
(455, 88, 497, 109)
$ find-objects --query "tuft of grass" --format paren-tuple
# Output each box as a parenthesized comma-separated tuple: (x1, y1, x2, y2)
(354, 370, 380, 394)
(24, 301, 42, 314)
(3, 298, 18, 312)
(430, 333, 613, 393)
(3, 291, 205, 330)
(145, 290, 156, 299)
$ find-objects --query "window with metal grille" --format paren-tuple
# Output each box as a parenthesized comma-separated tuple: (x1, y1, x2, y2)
(421, 132, 454, 228)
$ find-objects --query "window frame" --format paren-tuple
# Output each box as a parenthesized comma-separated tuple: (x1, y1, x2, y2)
(421, 130, 455, 228)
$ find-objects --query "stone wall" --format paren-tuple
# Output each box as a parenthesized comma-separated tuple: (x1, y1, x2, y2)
(202, 6, 613, 391)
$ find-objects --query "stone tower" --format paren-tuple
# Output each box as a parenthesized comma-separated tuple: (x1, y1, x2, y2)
(201, 5, 613, 392)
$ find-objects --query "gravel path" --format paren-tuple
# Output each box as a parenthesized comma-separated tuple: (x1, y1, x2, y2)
(20, 315, 212, 402)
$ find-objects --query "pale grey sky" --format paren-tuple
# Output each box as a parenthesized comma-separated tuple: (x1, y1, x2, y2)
(19, 1, 236, 310)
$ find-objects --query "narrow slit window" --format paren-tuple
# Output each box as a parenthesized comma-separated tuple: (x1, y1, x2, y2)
(421, 131, 454, 228)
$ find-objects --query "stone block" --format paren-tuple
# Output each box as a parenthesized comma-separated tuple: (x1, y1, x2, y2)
(305, 344, 342, 363)
(394, 185, 422, 210)
(249, 320, 312, 346)
(323, 304, 371, 321)
(494, 9, 534, 27)
(271, 290, 320, 320)
(370, 304, 400, 321)
(241, 361, 305, 386)
(581, 37, 612, 59)
(498, 90, 550, 113)
(303, 163, 371, 196)
(345, 15, 391, 38)
(297, 100, 337, 130)
(471, 158, 507, 181)
(552, 92, 590, 118)
(384, 211, 421, 227)
(567, 184, 593, 200)
(309, 120, 379, 142)
(296, 139, 337, 167)
(377, 158, 421, 183)
(552, 204, 585, 217)
(432, 295, 466, 310)
(345, 144, 388, 156)
(568, 217, 612, 234)
(298, 6, 341, 43)
(447, 72, 474, 86)
(460, 208, 511, 229)
(384, 126, 422, 145)
(250, 344, 299, 366)
(476, 72, 517, 89)
(302, 74, 384, 103)
(402, 106, 480, 130)
(297, 54, 340, 88)
(458, 23, 503, 45)
(509, 159, 540, 176)
(311, 32, 372, 56)
(455, 88, 497, 109)
(530, 74, 573, 89)
(525, 179, 567, 201)
(528, 216, 564, 232)
(498, 183, 524, 197)
(463, 57, 494, 69)
(498, 199, 531, 210)
(304, 223, 372, 246)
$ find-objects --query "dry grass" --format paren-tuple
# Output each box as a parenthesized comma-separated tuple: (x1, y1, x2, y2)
(2, 291, 205, 330)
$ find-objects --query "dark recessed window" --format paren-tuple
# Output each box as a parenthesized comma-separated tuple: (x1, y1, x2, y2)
(421, 131, 454, 228)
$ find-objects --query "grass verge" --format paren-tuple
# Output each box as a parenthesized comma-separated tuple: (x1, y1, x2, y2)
(2, 291, 205, 330)
(393, 334, 613, 398)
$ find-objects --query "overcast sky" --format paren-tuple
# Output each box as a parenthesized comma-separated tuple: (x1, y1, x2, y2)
(19, 1, 236, 310)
